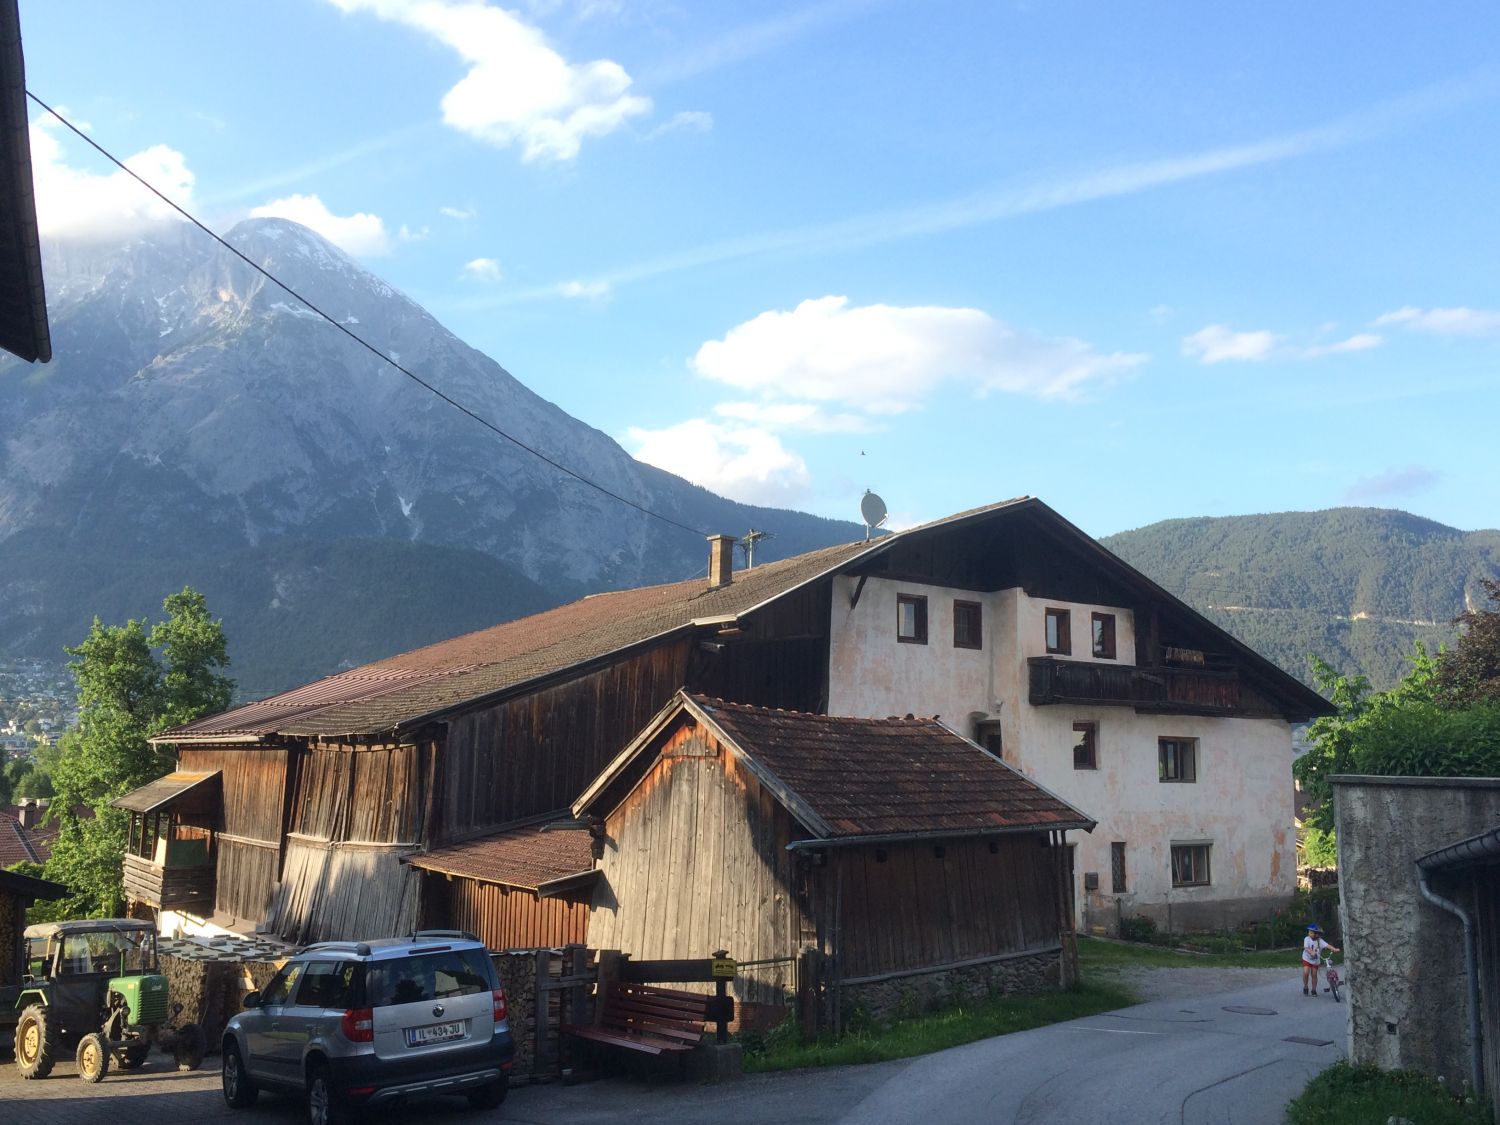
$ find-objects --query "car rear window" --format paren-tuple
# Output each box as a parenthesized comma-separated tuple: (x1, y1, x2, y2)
(366, 948, 492, 1008)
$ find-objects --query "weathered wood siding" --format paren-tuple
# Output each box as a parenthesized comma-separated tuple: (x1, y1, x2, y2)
(421, 874, 590, 950)
(288, 743, 431, 843)
(588, 724, 805, 1005)
(821, 834, 1062, 979)
(178, 747, 290, 923)
(264, 838, 420, 943)
(438, 639, 694, 842)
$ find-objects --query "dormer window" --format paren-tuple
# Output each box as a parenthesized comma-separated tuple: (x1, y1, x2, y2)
(1045, 608, 1071, 655)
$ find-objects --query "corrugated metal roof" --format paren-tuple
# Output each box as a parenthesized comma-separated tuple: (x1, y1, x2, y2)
(405, 821, 596, 891)
(110, 771, 220, 815)
(689, 695, 1095, 839)
(158, 533, 896, 742)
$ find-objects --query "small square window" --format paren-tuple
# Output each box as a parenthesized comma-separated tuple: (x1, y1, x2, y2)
(953, 600, 983, 649)
(1171, 843, 1211, 887)
(1111, 842, 1127, 893)
(1072, 722, 1098, 770)
(974, 720, 1003, 757)
(1092, 613, 1117, 659)
(1045, 608, 1071, 655)
(897, 594, 928, 645)
(1159, 737, 1198, 783)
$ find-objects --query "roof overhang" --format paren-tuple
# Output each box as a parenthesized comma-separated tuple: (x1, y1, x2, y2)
(0, 867, 66, 901)
(110, 771, 221, 816)
(1419, 824, 1500, 873)
(785, 822, 1092, 850)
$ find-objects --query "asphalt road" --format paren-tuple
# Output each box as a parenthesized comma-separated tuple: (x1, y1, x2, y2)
(0, 974, 1346, 1124)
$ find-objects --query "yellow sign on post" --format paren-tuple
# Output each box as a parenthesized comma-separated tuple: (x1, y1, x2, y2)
(711, 957, 737, 980)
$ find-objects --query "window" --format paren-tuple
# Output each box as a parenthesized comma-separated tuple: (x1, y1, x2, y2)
(1171, 843, 1212, 887)
(1072, 722, 1098, 770)
(295, 961, 361, 1010)
(975, 720, 1003, 757)
(953, 600, 983, 649)
(1092, 613, 1117, 659)
(1045, 608, 1071, 655)
(260, 962, 306, 1007)
(1159, 737, 1198, 783)
(897, 594, 928, 645)
(366, 949, 493, 1008)
(1111, 842, 1127, 893)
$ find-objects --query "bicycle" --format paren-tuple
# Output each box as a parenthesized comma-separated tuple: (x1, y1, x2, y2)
(1321, 951, 1344, 1002)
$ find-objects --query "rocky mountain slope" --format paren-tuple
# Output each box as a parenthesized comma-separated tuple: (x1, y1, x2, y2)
(1102, 508, 1500, 689)
(0, 219, 863, 696)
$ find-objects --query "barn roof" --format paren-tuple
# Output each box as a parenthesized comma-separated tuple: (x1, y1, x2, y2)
(0, 866, 65, 902)
(110, 771, 221, 816)
(404, 820, 596, 893)
(155, 495, 1331, 745)
(576, 692, 1096, 843)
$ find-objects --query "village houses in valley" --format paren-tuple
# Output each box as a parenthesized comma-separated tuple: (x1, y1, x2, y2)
(118, 497, 1330, 1011)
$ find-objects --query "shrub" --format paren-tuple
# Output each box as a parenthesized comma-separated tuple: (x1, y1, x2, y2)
(1119, 914, 1157, 942)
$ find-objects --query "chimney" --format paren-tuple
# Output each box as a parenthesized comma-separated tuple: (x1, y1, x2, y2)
(707, 534, 736, 590)
(18, 798, 44, 829)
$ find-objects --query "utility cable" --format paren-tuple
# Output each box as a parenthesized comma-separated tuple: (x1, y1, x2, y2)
(26, 92, 711, 540)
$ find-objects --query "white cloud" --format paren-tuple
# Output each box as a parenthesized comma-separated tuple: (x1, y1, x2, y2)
(1342, 465, 1443, 503)
(713, 401, 872, 433)
(398, 223, 430, 241)
(644, 110, 713, 141)
(440, 205, 475, 220)
(328, 0, 650, 162)
(558, 279, 610, 299)
(692, 296, 1142, 411)
(250, 193, 391, 256)
(626, 418, 811, 507)
(1374, 306, 1500, 337)
(1183, 324, 1383, 363)
(1181, 325, 1279, 364)
(29, 118, 195, 239)
(462, 256, 503, 282)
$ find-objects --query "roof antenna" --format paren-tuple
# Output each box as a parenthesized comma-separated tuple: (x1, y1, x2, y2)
(860, 490, 888, 541)
(739, 528, 773, 569)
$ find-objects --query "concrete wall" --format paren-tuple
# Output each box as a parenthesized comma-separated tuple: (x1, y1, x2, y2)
(1333, 775, 1500, 1086)
(827, 577, 1298, 929)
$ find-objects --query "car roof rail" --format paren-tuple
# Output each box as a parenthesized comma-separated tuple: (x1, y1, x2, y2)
(407, 929, 480, 943)
(303, 940, 372, 957)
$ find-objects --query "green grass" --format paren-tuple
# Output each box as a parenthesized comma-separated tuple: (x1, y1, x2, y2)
(741, 978, 1137, 1072)
(1078, 935, 1303, 971)
(1286, 1060, 1489, 1125)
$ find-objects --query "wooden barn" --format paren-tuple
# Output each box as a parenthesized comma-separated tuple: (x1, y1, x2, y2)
(575, 692, 1094, 1024)
(404, 820, 596, 950)
(0, 868, 66, 983)
(130, 497, 1325, 943)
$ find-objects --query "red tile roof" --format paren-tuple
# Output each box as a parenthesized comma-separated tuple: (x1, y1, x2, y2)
(580, 693, 1094, 840)
(405, 821, 595, 891)
(0, 806, 53, 865)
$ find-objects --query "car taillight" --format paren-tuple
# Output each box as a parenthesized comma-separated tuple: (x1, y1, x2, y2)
(492, 988, 507, 1024)
(341, 1007, 374, 1043)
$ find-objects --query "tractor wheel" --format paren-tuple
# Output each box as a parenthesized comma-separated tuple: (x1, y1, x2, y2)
(119, 1040, 151, 1069)
(15, 1005, 58, 1079)
(174, 1022, 206, 1071)
(76, 1033, 111, 1083)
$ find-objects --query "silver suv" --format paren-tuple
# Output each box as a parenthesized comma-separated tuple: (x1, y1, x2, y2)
(221, 931, 513, 1125)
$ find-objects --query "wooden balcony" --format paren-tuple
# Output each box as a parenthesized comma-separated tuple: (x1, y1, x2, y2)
(121, 852, 215, 913)
(1028, 657, 1242, 715)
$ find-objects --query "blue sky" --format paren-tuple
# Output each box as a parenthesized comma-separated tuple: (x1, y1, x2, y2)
(19, 1, 1500, 537)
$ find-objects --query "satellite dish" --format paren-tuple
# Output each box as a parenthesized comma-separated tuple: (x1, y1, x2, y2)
(860, 490, 888, 539)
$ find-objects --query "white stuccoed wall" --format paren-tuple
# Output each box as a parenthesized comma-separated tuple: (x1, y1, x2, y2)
(826, 575, 1297, 929)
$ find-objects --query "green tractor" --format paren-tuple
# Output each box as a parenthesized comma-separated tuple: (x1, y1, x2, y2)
(1, 919, 205, 1082)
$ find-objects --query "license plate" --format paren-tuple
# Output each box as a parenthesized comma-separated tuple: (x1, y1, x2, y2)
(405, 1020, 464, 1047)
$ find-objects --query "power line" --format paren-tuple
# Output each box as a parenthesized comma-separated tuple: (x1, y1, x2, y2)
(25, 92, 711, 541)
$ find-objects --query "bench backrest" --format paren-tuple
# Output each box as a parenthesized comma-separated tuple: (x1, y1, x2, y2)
(601, 982, 709, 1045)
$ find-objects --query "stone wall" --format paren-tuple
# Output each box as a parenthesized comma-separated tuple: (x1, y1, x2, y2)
(840, 947, 1060, 1027)
(1333, 775, 1500, 1086)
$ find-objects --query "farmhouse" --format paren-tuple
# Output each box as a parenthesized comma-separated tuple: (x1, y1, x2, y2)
(129, 497, 1328, 948)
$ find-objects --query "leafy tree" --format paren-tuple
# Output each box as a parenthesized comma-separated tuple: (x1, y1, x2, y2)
(12, 758, 55, 799)
(1434, 577, 1500, 707)
(38, 588, 232, 919)
(1294, 648, 1437, 833)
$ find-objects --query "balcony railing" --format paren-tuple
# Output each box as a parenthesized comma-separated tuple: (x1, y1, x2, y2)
(1028, 657, 1241, 715)
(121, 851, 215, 912)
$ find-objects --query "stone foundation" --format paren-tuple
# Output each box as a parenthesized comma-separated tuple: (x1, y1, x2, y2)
(839, 947, 1061, 1027)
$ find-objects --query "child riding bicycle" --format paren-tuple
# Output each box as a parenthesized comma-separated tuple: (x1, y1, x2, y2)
(1302, 923, 1339, 996)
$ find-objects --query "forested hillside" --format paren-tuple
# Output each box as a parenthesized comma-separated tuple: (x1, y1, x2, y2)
(1102, 508, 1500, 690)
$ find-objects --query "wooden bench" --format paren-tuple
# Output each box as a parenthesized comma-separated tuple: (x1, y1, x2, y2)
(563, 981, 712, 1058)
